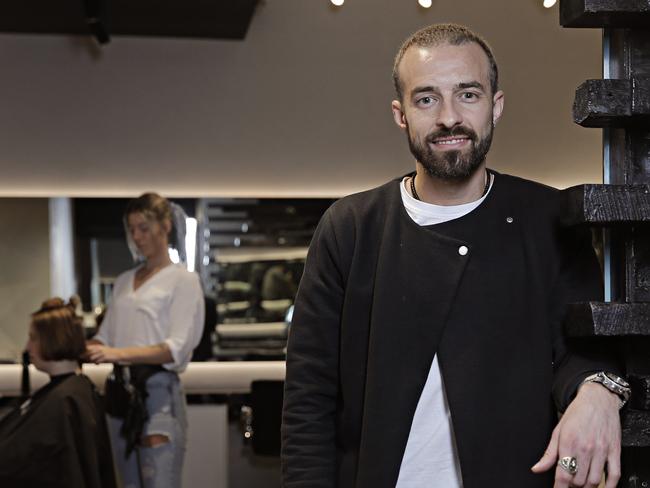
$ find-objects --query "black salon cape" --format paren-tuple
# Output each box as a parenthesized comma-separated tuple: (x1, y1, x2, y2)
(0, 373, 117, 488)
(281, 172, 620, 488)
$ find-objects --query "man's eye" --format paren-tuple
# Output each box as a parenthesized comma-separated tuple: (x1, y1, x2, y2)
(418, 96, 434, 105)
(461, 92, 478, 100)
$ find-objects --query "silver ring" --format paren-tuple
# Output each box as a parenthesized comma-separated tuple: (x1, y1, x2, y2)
(558, 456, 578, 475)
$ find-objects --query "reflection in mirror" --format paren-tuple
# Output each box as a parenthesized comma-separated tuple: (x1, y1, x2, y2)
(0, 196, 333, 488)
(214, 248, 305, 360)
(200, 198, 333, 361)
(72, 197, 334, 361)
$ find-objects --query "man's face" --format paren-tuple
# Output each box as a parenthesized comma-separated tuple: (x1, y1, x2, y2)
(391, 42, 504, 181)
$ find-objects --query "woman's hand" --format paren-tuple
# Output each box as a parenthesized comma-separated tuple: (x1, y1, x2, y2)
(85, 344, 124, 363)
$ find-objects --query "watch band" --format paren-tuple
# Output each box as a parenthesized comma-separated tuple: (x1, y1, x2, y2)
(582, 371, 631, 409)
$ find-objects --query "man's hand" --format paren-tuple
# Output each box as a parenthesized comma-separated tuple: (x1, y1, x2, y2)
(531, 383, 622, 488)
(85, 343, 123, 363)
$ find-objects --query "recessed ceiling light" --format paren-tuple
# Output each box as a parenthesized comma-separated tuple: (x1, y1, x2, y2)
(543, 0, 557, 7)
(418, 0, 433, 7)
(331, 0, 344, 6)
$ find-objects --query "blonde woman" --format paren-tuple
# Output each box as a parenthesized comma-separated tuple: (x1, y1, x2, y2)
(87, 193, 204, 488)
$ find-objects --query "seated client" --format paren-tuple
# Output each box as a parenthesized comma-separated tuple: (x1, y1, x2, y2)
(0, 298, 117, 488)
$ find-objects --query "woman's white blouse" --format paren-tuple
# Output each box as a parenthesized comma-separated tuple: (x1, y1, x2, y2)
(94, 264, 205, 373)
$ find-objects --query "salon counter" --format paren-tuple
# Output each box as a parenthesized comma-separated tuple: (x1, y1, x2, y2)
(0, 360, 287, 487)
(0, 361, 286, 397)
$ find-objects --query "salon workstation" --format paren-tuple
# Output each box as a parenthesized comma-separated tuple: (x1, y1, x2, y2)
(0, 362, 285, 486)
(0, 0, 627, 487)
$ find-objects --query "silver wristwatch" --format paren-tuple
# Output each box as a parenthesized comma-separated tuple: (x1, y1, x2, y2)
(581, 372, 631, 409)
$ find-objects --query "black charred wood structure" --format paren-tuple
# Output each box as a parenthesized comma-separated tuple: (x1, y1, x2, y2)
(560, 184, 650, 225)
(564, 302, 650, 337)
(561, 0, 650, 28)
(561, 1, 650, 485)
(573, 78, 650, 127)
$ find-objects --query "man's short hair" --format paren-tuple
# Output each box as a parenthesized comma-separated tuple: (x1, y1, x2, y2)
(393, 23, 499, 101)
(31, 297, 86, 361)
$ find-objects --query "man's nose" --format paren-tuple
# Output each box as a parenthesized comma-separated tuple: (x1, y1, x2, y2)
(435, 99, 462, 129)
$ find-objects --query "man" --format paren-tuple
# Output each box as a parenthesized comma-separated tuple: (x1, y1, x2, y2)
(282, 24, 627, 488)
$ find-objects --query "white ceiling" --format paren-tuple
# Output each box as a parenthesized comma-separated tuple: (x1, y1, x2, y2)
(0, 0, 604, 197)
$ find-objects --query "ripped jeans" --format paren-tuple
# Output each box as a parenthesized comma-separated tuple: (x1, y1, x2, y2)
(107, 371, 187, 488)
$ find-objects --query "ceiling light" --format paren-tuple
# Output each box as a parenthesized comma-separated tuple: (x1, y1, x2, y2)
(331, 0, 344, 6)
(418, 0, 433, 7)
(543, 0, 557, 7)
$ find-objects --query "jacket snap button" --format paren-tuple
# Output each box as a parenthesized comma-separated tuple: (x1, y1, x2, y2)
(506, 217, 514, 224)
(458, 246, 468, 256)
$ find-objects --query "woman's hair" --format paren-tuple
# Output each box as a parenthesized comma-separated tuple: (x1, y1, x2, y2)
(31, 297, 86, 361)
(124, 192, 177, 247)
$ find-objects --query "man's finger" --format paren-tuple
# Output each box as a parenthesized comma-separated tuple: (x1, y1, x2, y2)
(552, 465, 571, 488)
(553, 450, 583, 488)
(532, 427, 560, 473)
(604, 452, 621, 488)
(570, 454, 591, 487)
(585, 449, 607, 487)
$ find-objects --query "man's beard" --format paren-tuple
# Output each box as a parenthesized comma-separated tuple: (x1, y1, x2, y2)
(407, 123, 494, 181)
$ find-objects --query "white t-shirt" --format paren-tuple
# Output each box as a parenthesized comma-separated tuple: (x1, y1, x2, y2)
(94, 263, 205, 373)
(395, 174, 493, 488)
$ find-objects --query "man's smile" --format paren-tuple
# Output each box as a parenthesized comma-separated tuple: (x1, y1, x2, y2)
(430, 136, 471, 149)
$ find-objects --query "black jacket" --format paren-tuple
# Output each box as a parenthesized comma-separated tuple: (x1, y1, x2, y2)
(282, 173, 618, 488)
(0, 373, 117, 488)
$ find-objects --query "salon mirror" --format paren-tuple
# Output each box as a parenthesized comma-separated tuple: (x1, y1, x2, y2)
(0, 197, 334, 363)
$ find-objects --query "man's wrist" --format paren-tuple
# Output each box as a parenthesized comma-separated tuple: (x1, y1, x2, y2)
(578, 382, 621, 408)
(580, 372, 631, 409)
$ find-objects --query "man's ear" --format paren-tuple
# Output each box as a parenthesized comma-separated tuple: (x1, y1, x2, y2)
(492, 90, 505, 125)
(392, 100, 408, 129)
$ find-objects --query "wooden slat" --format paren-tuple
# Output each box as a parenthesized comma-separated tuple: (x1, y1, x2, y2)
(573, 78, 650, 127)
(573, 79, 631, 126)
(564, 302, 650, 337)
(560, 184, 650, 226)
(561, 0, 650, 28)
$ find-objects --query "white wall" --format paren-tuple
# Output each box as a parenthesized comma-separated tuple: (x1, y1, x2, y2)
(0, 199, 50, 359)
(0, 0, 603, 198)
